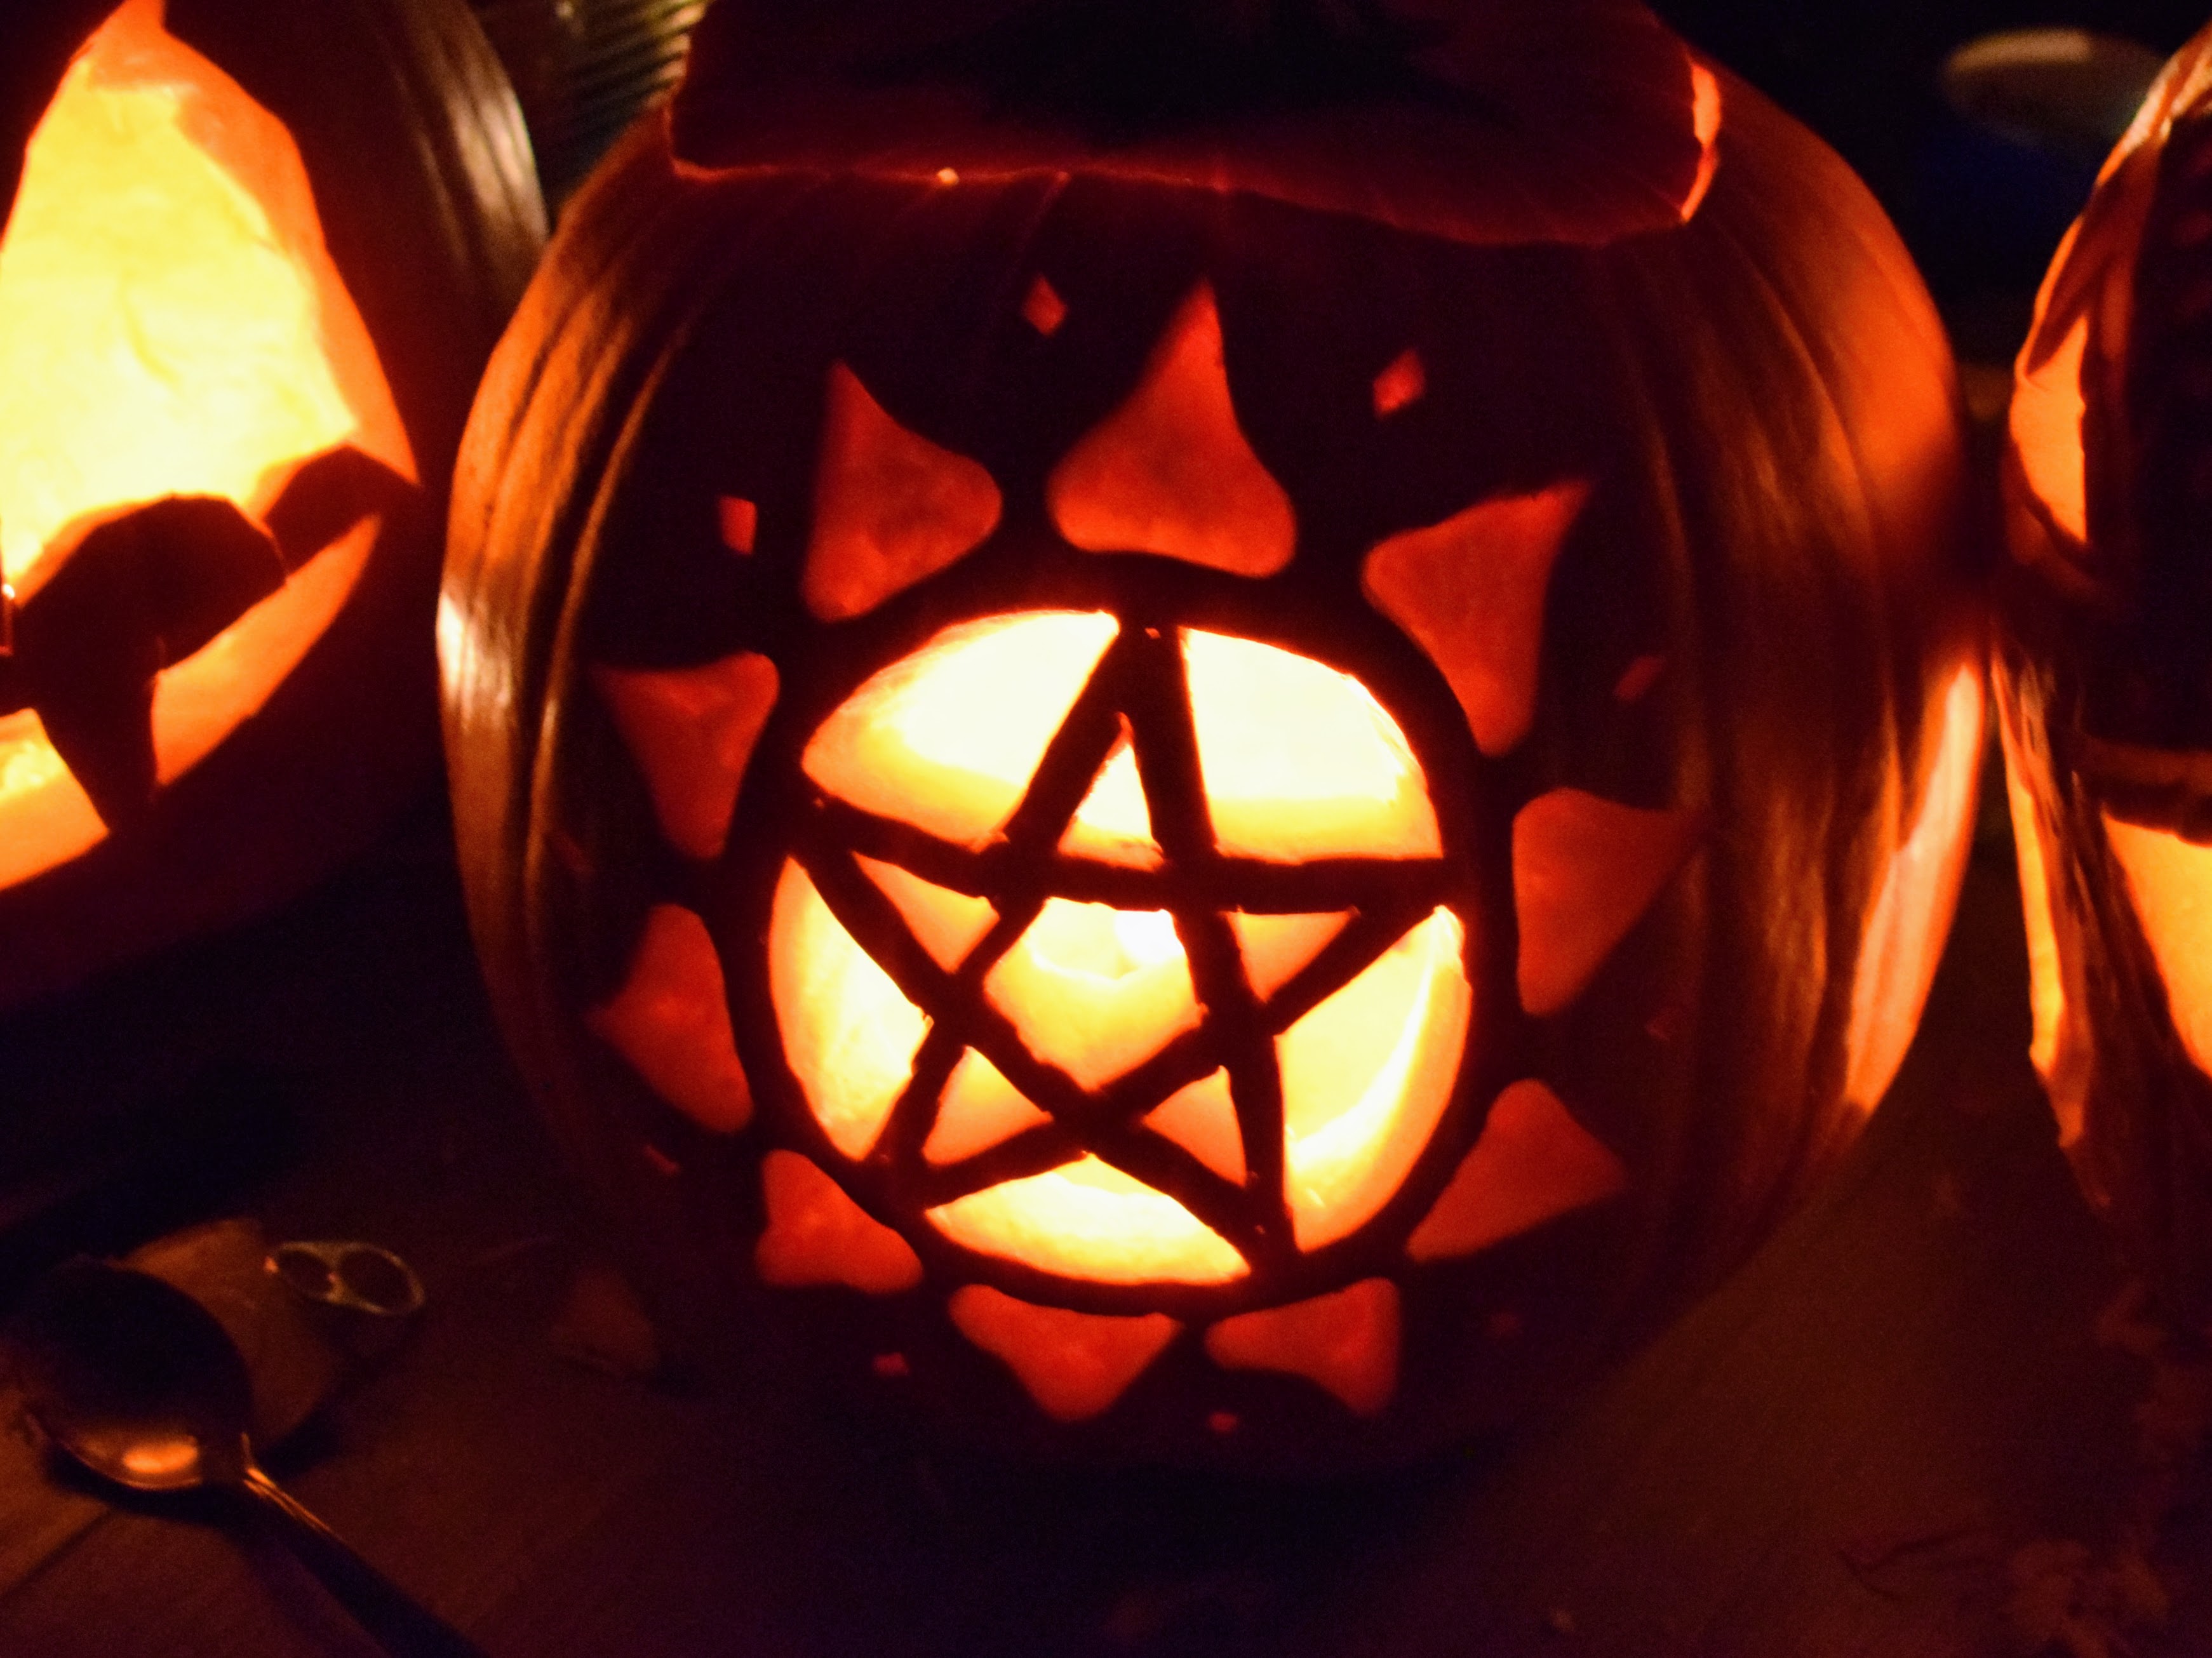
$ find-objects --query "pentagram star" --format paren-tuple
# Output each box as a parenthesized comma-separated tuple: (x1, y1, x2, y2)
(788, 612, 1454, 1278)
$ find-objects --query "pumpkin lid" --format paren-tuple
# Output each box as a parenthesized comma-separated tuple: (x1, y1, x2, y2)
(667, 0, 1720, 249)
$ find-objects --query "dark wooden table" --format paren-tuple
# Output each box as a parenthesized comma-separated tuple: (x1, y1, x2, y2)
(0, 786, 2202, 1658)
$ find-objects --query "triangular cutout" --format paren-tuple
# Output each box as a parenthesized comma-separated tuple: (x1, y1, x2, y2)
(586, 904, 752, 1133)
(948, 1284, 1179, 1422)
(1022, 274, 1068, 336)
(1513, 788, 1704, 1016)
(855, 854, 997, 973)
(1406, 1079, 1627, 1259)
(1143, 1069, 1245, 1184)
(593, 652, 777, 861)
(1362, 479, 1590, 758)
(1228, 911, 1351, 1002)
(755, 1151, 923, 1294)
(719, 495, 758, 553)
(1371, 348, 1426, 417)
(984, 899, 1202, 1092)
(1046, 283, 1294, 577)
(1203, 1278, 1400, 1416)
(802, 361, 1001, 621)
(924, 1050, 1056, 1165)
(1057, 732, 1162, 868)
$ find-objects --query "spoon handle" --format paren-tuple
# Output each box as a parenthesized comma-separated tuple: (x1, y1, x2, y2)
(236, 1465, 489, 1658)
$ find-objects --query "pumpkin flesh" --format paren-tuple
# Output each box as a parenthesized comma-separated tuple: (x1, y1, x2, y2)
(0, 0, 413, 887)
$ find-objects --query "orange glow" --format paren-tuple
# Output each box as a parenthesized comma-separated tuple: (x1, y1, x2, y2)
(1513, 789, 1704, 1016)
(1842, 661, 1984, 1113)
(0, 0, 413, 879)
(119, 1437, 200, 1483)
(718, 495, 758, 553)
(1203, 1278, 1400, 1415)
(2011, 311, 2091, 547)
(587, 903, 752, 1133)
(803, 610, 1119, 847)
(918, 908, 1467, 1277)
(1371, 349, 1426, 418)
(803, 613, 1442, 864)
(1184, 629, 1441, 860)
(927, 1156, 1250, 1285)
(755, 1150, 922, 1292)
(1021, 275, 1068, 337)
(595, 651, 777, 862)
(0, 717, 86, 888)
(1058, 737, 1162, 868)
(780, 611, 1470, 1288)
(1279, 907, 1470, 1250)
(1363, 480, 1590, 759)
(1995, 699, 2070, 1104)
(923, 1050, 1053, 1165)
(947, 1285, 1179, 1421)
(1047, 283, 1295, 577)
(1678, 62, 1723, 222)
(2103, 813, 2212, 1081)
(855, 856, 997, 972)
(1405, 1078, 1626, 1260)
(768, 860, 929, 1158)
(1143, 1069, 1244, 1182)
(984, 899, 1203, 1090)
(1228, 910, 1348, 999)
(803, 361, 1000, 622)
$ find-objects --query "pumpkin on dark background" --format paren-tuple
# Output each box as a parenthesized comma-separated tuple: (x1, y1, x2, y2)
(1996, 19, 2212, 1327)
(441, 0, 1983, 1467)
(0, 0, 543, 1010)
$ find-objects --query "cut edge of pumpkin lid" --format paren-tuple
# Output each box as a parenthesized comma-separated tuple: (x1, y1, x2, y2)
(666, 2, 1720, 250)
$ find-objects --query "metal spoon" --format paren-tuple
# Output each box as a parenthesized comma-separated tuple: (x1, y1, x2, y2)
(10, 1257, 485, 1658)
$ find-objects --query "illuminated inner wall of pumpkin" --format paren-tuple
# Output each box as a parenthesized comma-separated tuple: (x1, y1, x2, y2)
(773, 612, 1470, 1287)
(0, 0, 415, 888)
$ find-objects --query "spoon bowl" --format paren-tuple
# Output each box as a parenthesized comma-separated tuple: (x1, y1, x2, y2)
(10, 1257, 484, 1658)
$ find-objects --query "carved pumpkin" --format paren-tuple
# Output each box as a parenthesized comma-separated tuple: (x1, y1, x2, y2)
(445, 0, 1978, 1463)
(1997, 23, 2212, 1322)
(0, 0, 544, 1006)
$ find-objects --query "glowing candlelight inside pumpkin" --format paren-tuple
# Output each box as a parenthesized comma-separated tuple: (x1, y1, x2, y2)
(0, 0, 413, 884)
(773, 612, 1469, 1285)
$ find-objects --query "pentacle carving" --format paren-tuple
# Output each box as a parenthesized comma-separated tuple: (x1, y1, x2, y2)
(580, 288, 1720, 1422)
(761, 608, 1479, 1309)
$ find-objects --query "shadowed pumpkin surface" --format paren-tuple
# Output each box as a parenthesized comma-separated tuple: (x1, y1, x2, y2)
(443, 0, 1976, 1466)
(1997, 17, 2212, 1325)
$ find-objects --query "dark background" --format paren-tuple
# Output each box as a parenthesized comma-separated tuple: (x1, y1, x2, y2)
(1656, 0, 2209, 352)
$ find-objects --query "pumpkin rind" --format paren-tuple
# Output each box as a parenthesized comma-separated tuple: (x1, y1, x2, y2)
(1996, 23, 2212, 1323)
(0, 0, 545, 1008)
(445, 3, 1973, 1464)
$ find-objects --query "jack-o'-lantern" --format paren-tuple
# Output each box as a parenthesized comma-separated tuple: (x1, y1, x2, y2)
(0, 0, 544, 1006)
(445, 0, 1978, 1464)
(1997, 22, 2212, 1323)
